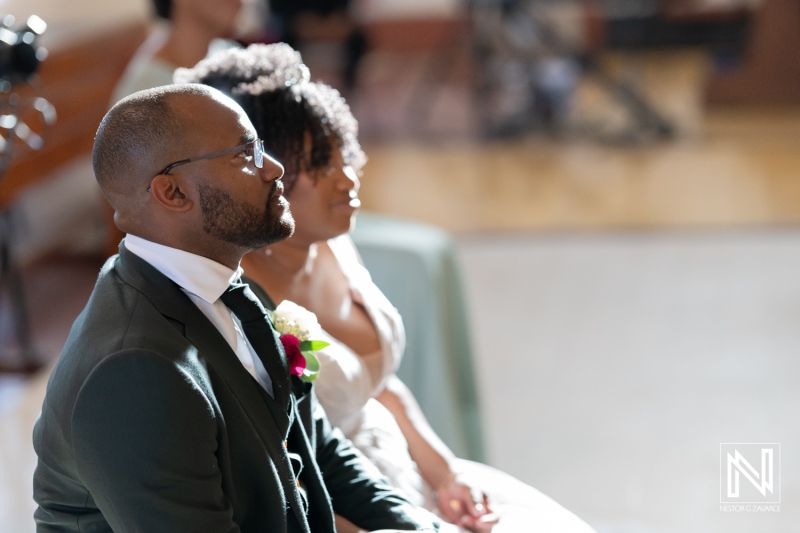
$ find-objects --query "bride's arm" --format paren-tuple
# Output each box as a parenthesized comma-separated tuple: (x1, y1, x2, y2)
(375, 375, 454, 489)
(376, 376, 497, 532)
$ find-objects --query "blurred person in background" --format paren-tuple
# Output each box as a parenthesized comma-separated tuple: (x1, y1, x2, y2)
(112, 0, 243, 102)
(472, 0, 588, 137)
(176, 43, 597, 533)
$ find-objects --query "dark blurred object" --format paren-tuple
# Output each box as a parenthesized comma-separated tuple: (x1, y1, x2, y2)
(0, 95, 56, 179)
(603, 0, 752, 50)
(0, 14, 54, 179)
(268, 0, 366, 93)
(0, 14, 53, 375)
(606, 15, 750, 48)
(0, 14, 48, 84)
(0, 209, 40, 374)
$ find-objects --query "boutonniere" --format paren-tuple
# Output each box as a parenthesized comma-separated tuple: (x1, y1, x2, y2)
(269, 301, 329, 382)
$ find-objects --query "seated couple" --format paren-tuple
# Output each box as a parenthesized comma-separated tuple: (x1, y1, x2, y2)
(32, 45, 595, 533)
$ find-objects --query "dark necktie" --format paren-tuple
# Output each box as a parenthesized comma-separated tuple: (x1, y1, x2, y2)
(220, 282, 290, 409)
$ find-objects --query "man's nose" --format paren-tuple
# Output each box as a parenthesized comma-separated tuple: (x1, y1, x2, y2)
(260, 153, 284, 182)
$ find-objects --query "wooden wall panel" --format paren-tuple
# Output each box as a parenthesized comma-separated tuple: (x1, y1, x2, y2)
(707, 0, 800, 105)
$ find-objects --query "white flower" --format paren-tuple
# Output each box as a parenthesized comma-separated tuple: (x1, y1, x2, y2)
(272, 301, 322, 341)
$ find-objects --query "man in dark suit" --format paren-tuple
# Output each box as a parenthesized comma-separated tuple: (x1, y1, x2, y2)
(32, 83, 437, 532)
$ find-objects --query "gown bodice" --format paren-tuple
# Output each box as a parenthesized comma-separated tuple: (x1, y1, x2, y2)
(312, 236, 431, 507)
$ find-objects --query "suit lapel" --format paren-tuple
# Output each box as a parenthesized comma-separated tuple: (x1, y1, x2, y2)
(288, 382, 335, 533)
(182, 319, 311, 530)
(114, 244, 311, 530)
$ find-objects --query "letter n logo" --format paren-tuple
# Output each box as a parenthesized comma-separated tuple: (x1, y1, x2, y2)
(720, 443, 780, 504)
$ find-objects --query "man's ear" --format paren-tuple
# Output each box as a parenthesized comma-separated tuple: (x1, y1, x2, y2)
(149, 174, 193, 212)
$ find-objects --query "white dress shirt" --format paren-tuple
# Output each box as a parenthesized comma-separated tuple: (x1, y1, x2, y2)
(124, 234, 274, 397)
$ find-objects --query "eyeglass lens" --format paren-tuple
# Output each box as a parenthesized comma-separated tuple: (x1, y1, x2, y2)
(254, 139, 264, 169)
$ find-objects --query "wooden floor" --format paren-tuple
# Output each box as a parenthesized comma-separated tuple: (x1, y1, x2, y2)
(359, 106, 800, 233)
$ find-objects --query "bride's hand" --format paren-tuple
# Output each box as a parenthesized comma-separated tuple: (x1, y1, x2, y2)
(436, 475, 499, 533)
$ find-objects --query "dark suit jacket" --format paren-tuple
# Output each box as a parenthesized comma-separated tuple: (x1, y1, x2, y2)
(32, 244, 437, 532)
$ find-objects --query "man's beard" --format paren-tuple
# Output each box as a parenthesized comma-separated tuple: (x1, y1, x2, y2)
(198, 181, 294, 249)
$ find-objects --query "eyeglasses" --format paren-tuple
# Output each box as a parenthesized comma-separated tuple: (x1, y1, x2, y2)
(148, 138, 265, 191)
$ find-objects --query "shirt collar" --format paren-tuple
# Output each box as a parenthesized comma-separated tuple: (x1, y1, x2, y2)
(123, 234, 242, 304)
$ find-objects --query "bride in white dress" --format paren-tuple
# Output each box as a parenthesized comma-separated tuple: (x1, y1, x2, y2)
(177, 43, 596, 533)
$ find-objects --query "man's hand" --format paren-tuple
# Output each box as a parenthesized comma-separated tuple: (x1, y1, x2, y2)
(436, 475, 499, 533)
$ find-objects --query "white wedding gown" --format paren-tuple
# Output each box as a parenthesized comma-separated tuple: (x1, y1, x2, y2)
(313, 236, 596, 532)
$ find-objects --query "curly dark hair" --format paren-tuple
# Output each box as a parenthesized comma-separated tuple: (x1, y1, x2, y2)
(174, 43, 366, 193)
(151, 0, 171, 20)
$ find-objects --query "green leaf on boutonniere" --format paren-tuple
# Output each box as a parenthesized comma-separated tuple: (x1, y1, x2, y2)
(299, 350, 320, 382)
(300, 340, 330, 352)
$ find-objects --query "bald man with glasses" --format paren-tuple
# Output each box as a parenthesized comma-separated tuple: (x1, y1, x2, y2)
(32, 84, 438, 533)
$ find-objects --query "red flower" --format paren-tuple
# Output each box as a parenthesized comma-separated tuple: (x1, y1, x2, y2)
(280, 334, 306, 376)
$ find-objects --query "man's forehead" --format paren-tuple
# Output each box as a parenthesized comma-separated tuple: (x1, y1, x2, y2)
(177, 92, 255, 141)
(235, 109, 257, 137)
